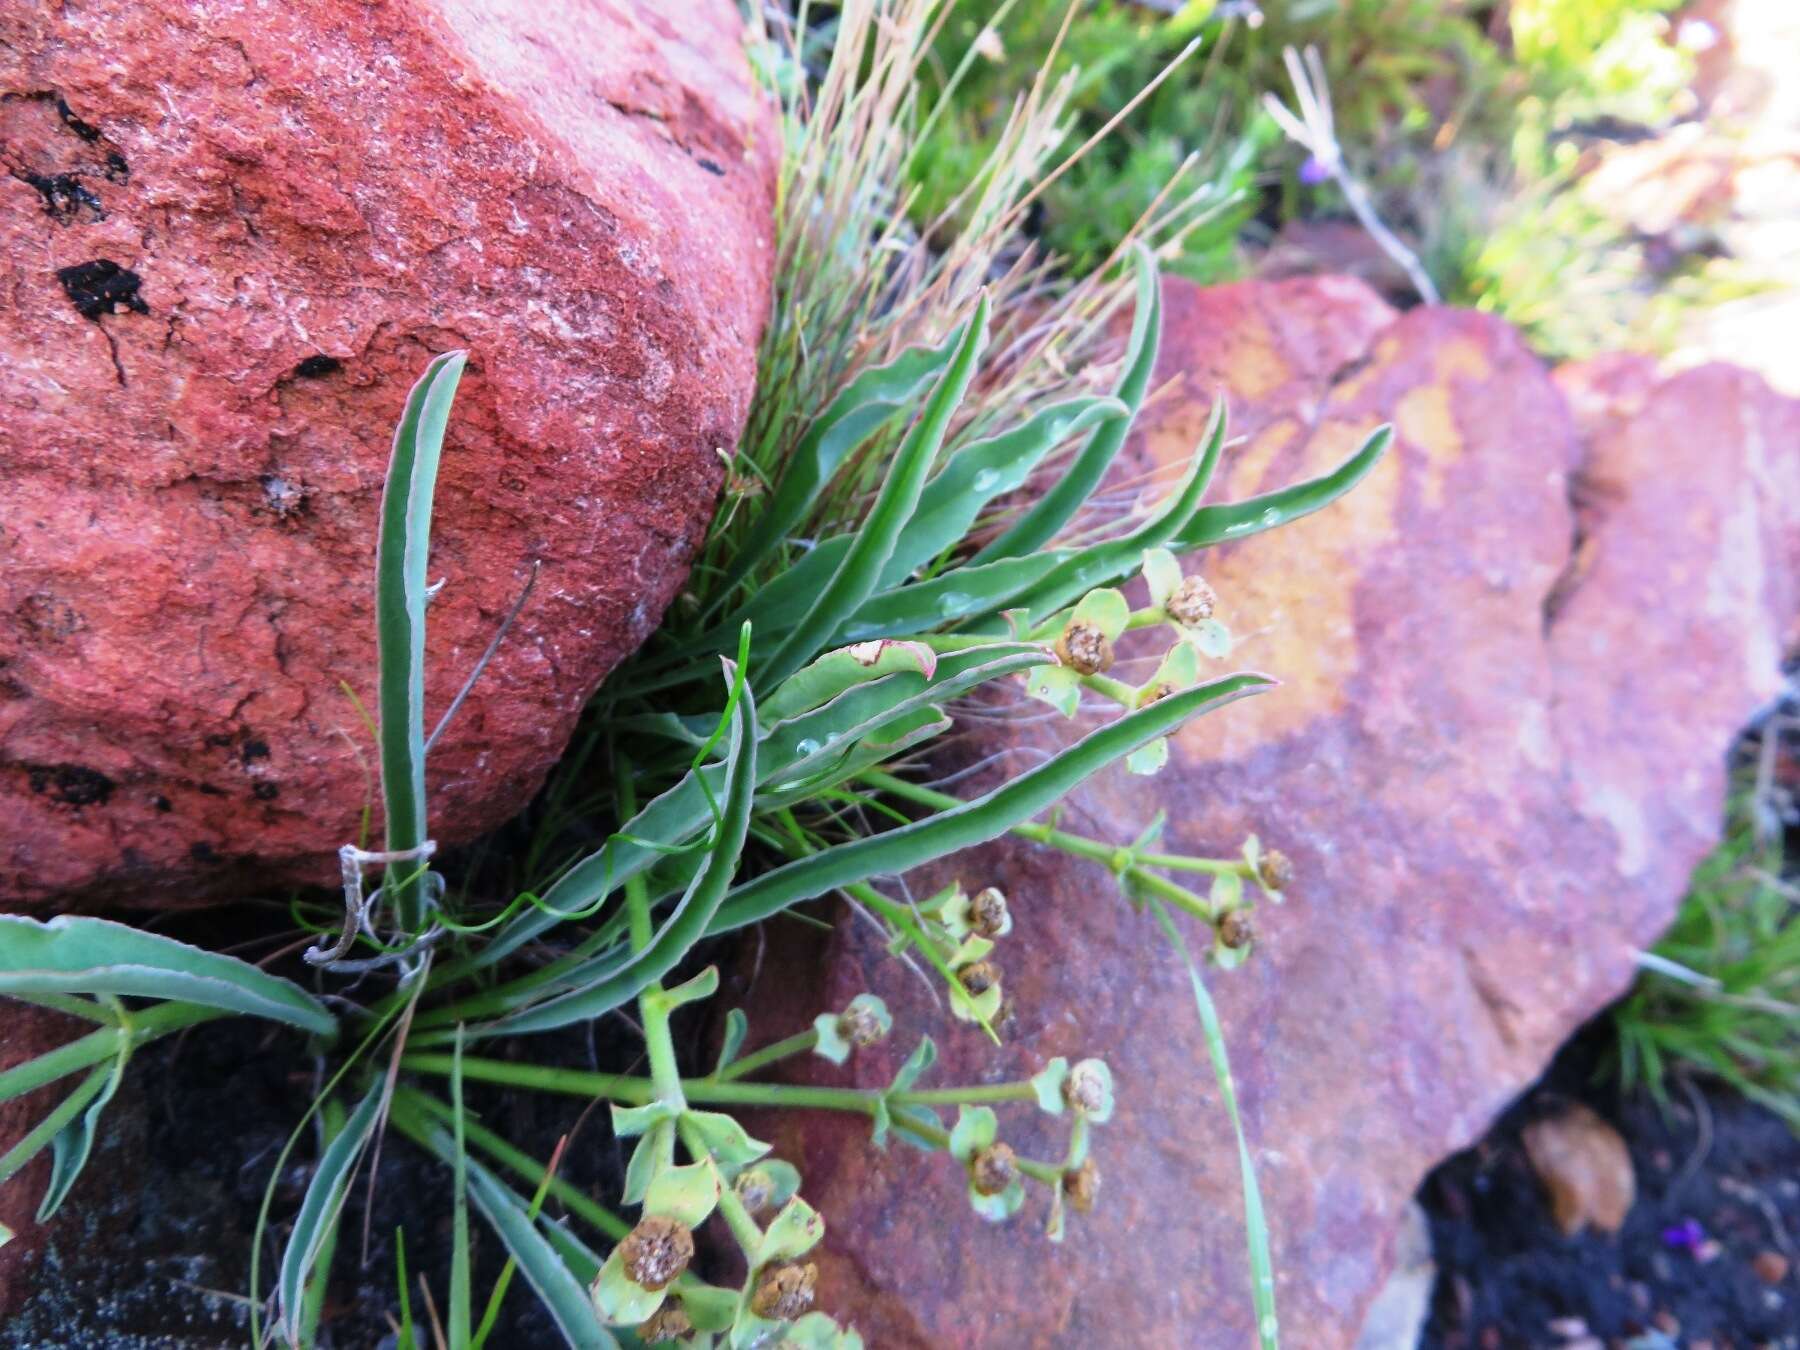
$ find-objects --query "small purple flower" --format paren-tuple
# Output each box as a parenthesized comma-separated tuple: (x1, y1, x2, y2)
(1660, 1218, 1706, 1252)
(1298, 155, 1331, 187)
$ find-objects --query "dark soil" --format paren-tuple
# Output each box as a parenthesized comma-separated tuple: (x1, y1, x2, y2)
(0, 901, 682, 1349)
(1419, 1017, 1800, 1350)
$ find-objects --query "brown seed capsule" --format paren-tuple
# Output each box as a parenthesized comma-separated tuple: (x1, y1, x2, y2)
(959, 960, 1001, 997)
(1063, 1158, 1101, 1213)
(638, 1301, 694, 1344)
(1063, 1062, 1108, 1116)
(837, 1003, 884, 1048)
(1055, 619, 1114, 676)
(618, 1215, 694, 1291)
(969, 886, 1009, 938)
(971, 1142, 1018, 1196)
(1217, 908, 1254, 950)
(1138, 679, 1177, 708)
(750, 1262, 818, 1321)
(1165, 575, 1217, 626)
(1257, 849, 1293, 892)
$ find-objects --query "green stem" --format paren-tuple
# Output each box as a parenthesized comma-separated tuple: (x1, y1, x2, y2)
(882, 1113, 1060, 1185)
(403, 1054, 1049, 1113)
(1134, 852, 1248, 877)
(619, 759, 686, 1111)
(679, 1117, 764, 1255)
(714, 1030, 819, 1083)
(859, 770, 1226, 921)
(0, 1001, 226, 1105)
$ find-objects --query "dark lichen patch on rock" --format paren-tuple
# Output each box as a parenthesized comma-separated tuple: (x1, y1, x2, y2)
(21, 171, 103, 223)
(292, 354, 341, 378)
(56, 259, 147, 319)
(25, 763, 114, 808)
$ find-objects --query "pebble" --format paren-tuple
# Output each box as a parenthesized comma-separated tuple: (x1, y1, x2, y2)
(1754, 1250, 1791, 1284)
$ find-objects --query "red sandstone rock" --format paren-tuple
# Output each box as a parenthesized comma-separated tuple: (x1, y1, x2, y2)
(726, 279, 1800, 1346)
(0, 0, 775, 907)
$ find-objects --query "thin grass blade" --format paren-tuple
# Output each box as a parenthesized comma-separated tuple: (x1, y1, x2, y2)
(1149, 897, 1278, 1350)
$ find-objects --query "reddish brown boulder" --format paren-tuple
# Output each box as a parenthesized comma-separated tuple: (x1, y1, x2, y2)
(727, 280, 1800, 1345)
(0, 0, 775, 907)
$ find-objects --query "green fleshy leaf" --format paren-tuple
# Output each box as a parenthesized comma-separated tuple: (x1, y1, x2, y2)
(948, 981, 1002, 1025)
(681, 1283, 740, 1332)
(930, 883, 970, 937)
(0, 915, 335, 1035)
(1143, 548, 1183, 607)
(1174, 423, 1393, 552)
(610, 1101, 677, 1139)
(974, 245, 1161, 564)
(1031, 1058, 1070, 1116)
(1211, 872, 1244, 911)
(1131, 812, 1168, 853)
(1070, 588, 1131, 642)
(888, 1038, 937, 1096)
(711, 675, 1273, 936)
(880, 394, 1127, 589)
(811, 1013, 852, 1066)
(1125, 738, 1169, 776)
(967, 1178, 1026, 1223)
(947, 935, 994, 969)
(36, 1027, 128, 1220)
(889, 1104, 943, 1152)
(621, 1128, 664, 1207)
(1186, 618, 1232, 659)
(783, 1311, 866, 1349)
(590, 1248, 665, 1325)
(715, 1009, 749, 1076)
(755, 1195, 825, 1265)
(735, 1160, 802, 1214)
(682, 1110, 770, 1173)
(375, 349, 467, 930)
(1144, 641, 1199, 696)
(658, 965, 720, 1010)
(948, 1106, 997, 1163)
(759, 295, 991, 689)
(644, 1161, 720, 1230)
(1214, 936, 1252, 970)
(1026, 664, 1081, 717)
(869, 1097, 893, 1150)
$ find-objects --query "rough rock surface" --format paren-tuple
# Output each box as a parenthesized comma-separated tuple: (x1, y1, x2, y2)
(726, 278, 1800, 1346)
(0, 0, 775, 907)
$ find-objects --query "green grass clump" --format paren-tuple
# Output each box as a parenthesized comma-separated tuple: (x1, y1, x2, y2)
(1615, 787, 1800, 1129)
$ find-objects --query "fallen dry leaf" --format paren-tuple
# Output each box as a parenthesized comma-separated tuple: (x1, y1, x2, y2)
(1522, 1104, 1636, 1235)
